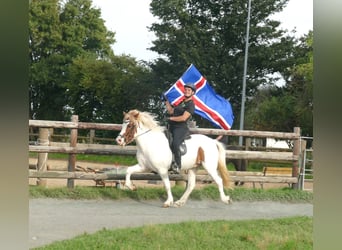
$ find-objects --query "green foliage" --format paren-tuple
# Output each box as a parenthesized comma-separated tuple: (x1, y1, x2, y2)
(29, 152, 138, 165)
(286, 31, 313, 136)
(65, 53, 149, 124)
(247, 161, 291, 172)
(245, 32, 313, 136)
(246, 89, 298, 132)
(29, 0, 114, 120)
(32, 216, 312, 250)
(29, 0, 155, 123)
(228, 187, 313, 203)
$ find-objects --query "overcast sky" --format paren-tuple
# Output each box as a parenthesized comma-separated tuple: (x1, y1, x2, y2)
(92, 0, 313, 61)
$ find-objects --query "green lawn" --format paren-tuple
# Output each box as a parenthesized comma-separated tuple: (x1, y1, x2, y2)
(32, 216, 312, 250)
(29, 184, 313, 203)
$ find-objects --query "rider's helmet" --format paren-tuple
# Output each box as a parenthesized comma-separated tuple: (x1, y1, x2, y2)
(184, 83, 196, 94)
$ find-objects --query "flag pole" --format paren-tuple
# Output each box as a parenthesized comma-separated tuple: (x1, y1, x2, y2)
(239, 0, 251, 146)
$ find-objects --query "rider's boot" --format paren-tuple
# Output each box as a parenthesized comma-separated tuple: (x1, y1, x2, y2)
(171, 162, 180, 174)
(171, 151, 181, 174)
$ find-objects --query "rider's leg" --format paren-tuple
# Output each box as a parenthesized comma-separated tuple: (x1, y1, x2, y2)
(171, 128, 187, 173)
(172, 149, 181, 172)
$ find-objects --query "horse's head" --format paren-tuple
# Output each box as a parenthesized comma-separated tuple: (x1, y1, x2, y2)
(116, 110, 140, 146)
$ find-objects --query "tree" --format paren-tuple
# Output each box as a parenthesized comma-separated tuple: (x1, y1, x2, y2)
(148, 0, 298, 128)
(66, 53, 154, 124)
(245, 86, 298, 132)
(29, 0, 64, 120)
(29, 0, 115, 120)
(284, 31, 313, 136)
(245, 31, 313, 136)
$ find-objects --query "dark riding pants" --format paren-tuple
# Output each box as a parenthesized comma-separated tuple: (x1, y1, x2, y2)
(170, 126, 188, 167)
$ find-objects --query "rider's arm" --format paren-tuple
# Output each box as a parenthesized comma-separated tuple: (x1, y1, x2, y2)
(165, 100, 174, 115)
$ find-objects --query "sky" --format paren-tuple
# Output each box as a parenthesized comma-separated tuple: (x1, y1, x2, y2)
(91, 0, 313, 61)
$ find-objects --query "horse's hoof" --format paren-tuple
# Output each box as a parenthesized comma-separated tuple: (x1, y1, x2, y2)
(174, 201, 184, 207)
(124, 184, 137, 191)
(162, 202, 173, 208)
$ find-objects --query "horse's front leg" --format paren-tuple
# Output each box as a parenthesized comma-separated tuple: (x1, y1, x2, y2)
(124, 164, 146, 190)
(159, 173, 174, 208)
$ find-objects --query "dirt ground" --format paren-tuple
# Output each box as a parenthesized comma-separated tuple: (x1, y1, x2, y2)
(28, 158, 313, 191)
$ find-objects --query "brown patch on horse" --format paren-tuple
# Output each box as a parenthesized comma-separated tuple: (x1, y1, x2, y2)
(123, 121, 136, 144)
(122, 111, 139, 145)
(195, 147, 205, 166)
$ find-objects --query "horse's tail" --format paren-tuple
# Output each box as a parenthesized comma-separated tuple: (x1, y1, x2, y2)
(215, 140, 231, 188)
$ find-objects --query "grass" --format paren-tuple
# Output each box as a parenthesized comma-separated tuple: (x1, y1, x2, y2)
(32, 216, 312, 250)
(29, 152, 138, 165)
(29, 184, 313, 203)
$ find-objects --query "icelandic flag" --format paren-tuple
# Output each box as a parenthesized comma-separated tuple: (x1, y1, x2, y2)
(164, 64, 234, 130)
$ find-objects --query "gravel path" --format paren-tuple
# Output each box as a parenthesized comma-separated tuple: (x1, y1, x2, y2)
(29, 198, 313, 248)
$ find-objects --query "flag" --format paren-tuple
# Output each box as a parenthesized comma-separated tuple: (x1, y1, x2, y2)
(164, 64, 234, 130)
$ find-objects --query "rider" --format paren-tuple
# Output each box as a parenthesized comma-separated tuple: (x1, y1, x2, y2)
(164, 83, 196, 173)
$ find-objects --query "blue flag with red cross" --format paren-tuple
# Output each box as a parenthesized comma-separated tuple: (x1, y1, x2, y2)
(164, 64, 234, 130)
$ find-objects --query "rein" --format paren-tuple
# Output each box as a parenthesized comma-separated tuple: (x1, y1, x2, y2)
(134, 129, 152, 140)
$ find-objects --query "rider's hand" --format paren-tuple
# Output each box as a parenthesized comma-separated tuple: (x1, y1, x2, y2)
(161, 94, 167, 102)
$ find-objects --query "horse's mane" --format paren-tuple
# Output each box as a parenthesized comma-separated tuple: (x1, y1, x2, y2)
(129, 109, 163, 132)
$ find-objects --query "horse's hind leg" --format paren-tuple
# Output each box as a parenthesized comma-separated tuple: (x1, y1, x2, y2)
(174, 169, 197, 207)
(205, 165, 231, 204)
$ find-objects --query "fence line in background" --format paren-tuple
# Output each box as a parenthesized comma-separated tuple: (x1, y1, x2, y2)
(29, 115, 304, 189)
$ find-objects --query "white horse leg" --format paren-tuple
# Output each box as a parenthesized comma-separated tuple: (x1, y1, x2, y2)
(159, 173, 174, 208)
(205, 165, 231, 204)
(124, 164, 146, 190)
(174, 169, 197, 207)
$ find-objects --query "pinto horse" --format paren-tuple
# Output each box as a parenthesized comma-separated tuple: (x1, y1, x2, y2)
(115, 109, 232, 208)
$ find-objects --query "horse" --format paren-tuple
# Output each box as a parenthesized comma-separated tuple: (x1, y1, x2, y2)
(115, 109, 232, 208)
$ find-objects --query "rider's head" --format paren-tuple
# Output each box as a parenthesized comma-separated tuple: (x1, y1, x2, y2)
(184, 83, 196, 97)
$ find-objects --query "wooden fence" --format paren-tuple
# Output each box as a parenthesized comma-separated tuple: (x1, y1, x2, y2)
(29, 115, 304, 189)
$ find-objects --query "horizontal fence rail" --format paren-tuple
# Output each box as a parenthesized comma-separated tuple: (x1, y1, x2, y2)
(29, 119, 299, 139)
(29, 143, 297, 162)
(28, 171, 298, 184)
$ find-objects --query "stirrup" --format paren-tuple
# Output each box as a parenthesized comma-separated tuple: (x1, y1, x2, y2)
(170, 162, 180, 174)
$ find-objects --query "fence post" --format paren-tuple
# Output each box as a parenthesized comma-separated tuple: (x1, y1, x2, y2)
(37, 128, 49, 187)
(292, 127, 301, 189)
(298, 139, 307, 190)
(89, 129, 95, 143)
(245, 138, 251, 150)
(67, 115, 78, 188)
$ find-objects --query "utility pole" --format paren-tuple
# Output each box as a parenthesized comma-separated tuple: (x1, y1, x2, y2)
(239, 0, 252, 146)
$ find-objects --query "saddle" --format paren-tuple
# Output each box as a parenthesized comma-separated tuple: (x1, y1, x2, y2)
(180, 133, 191, 155)
(165, 130, 191, 156)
